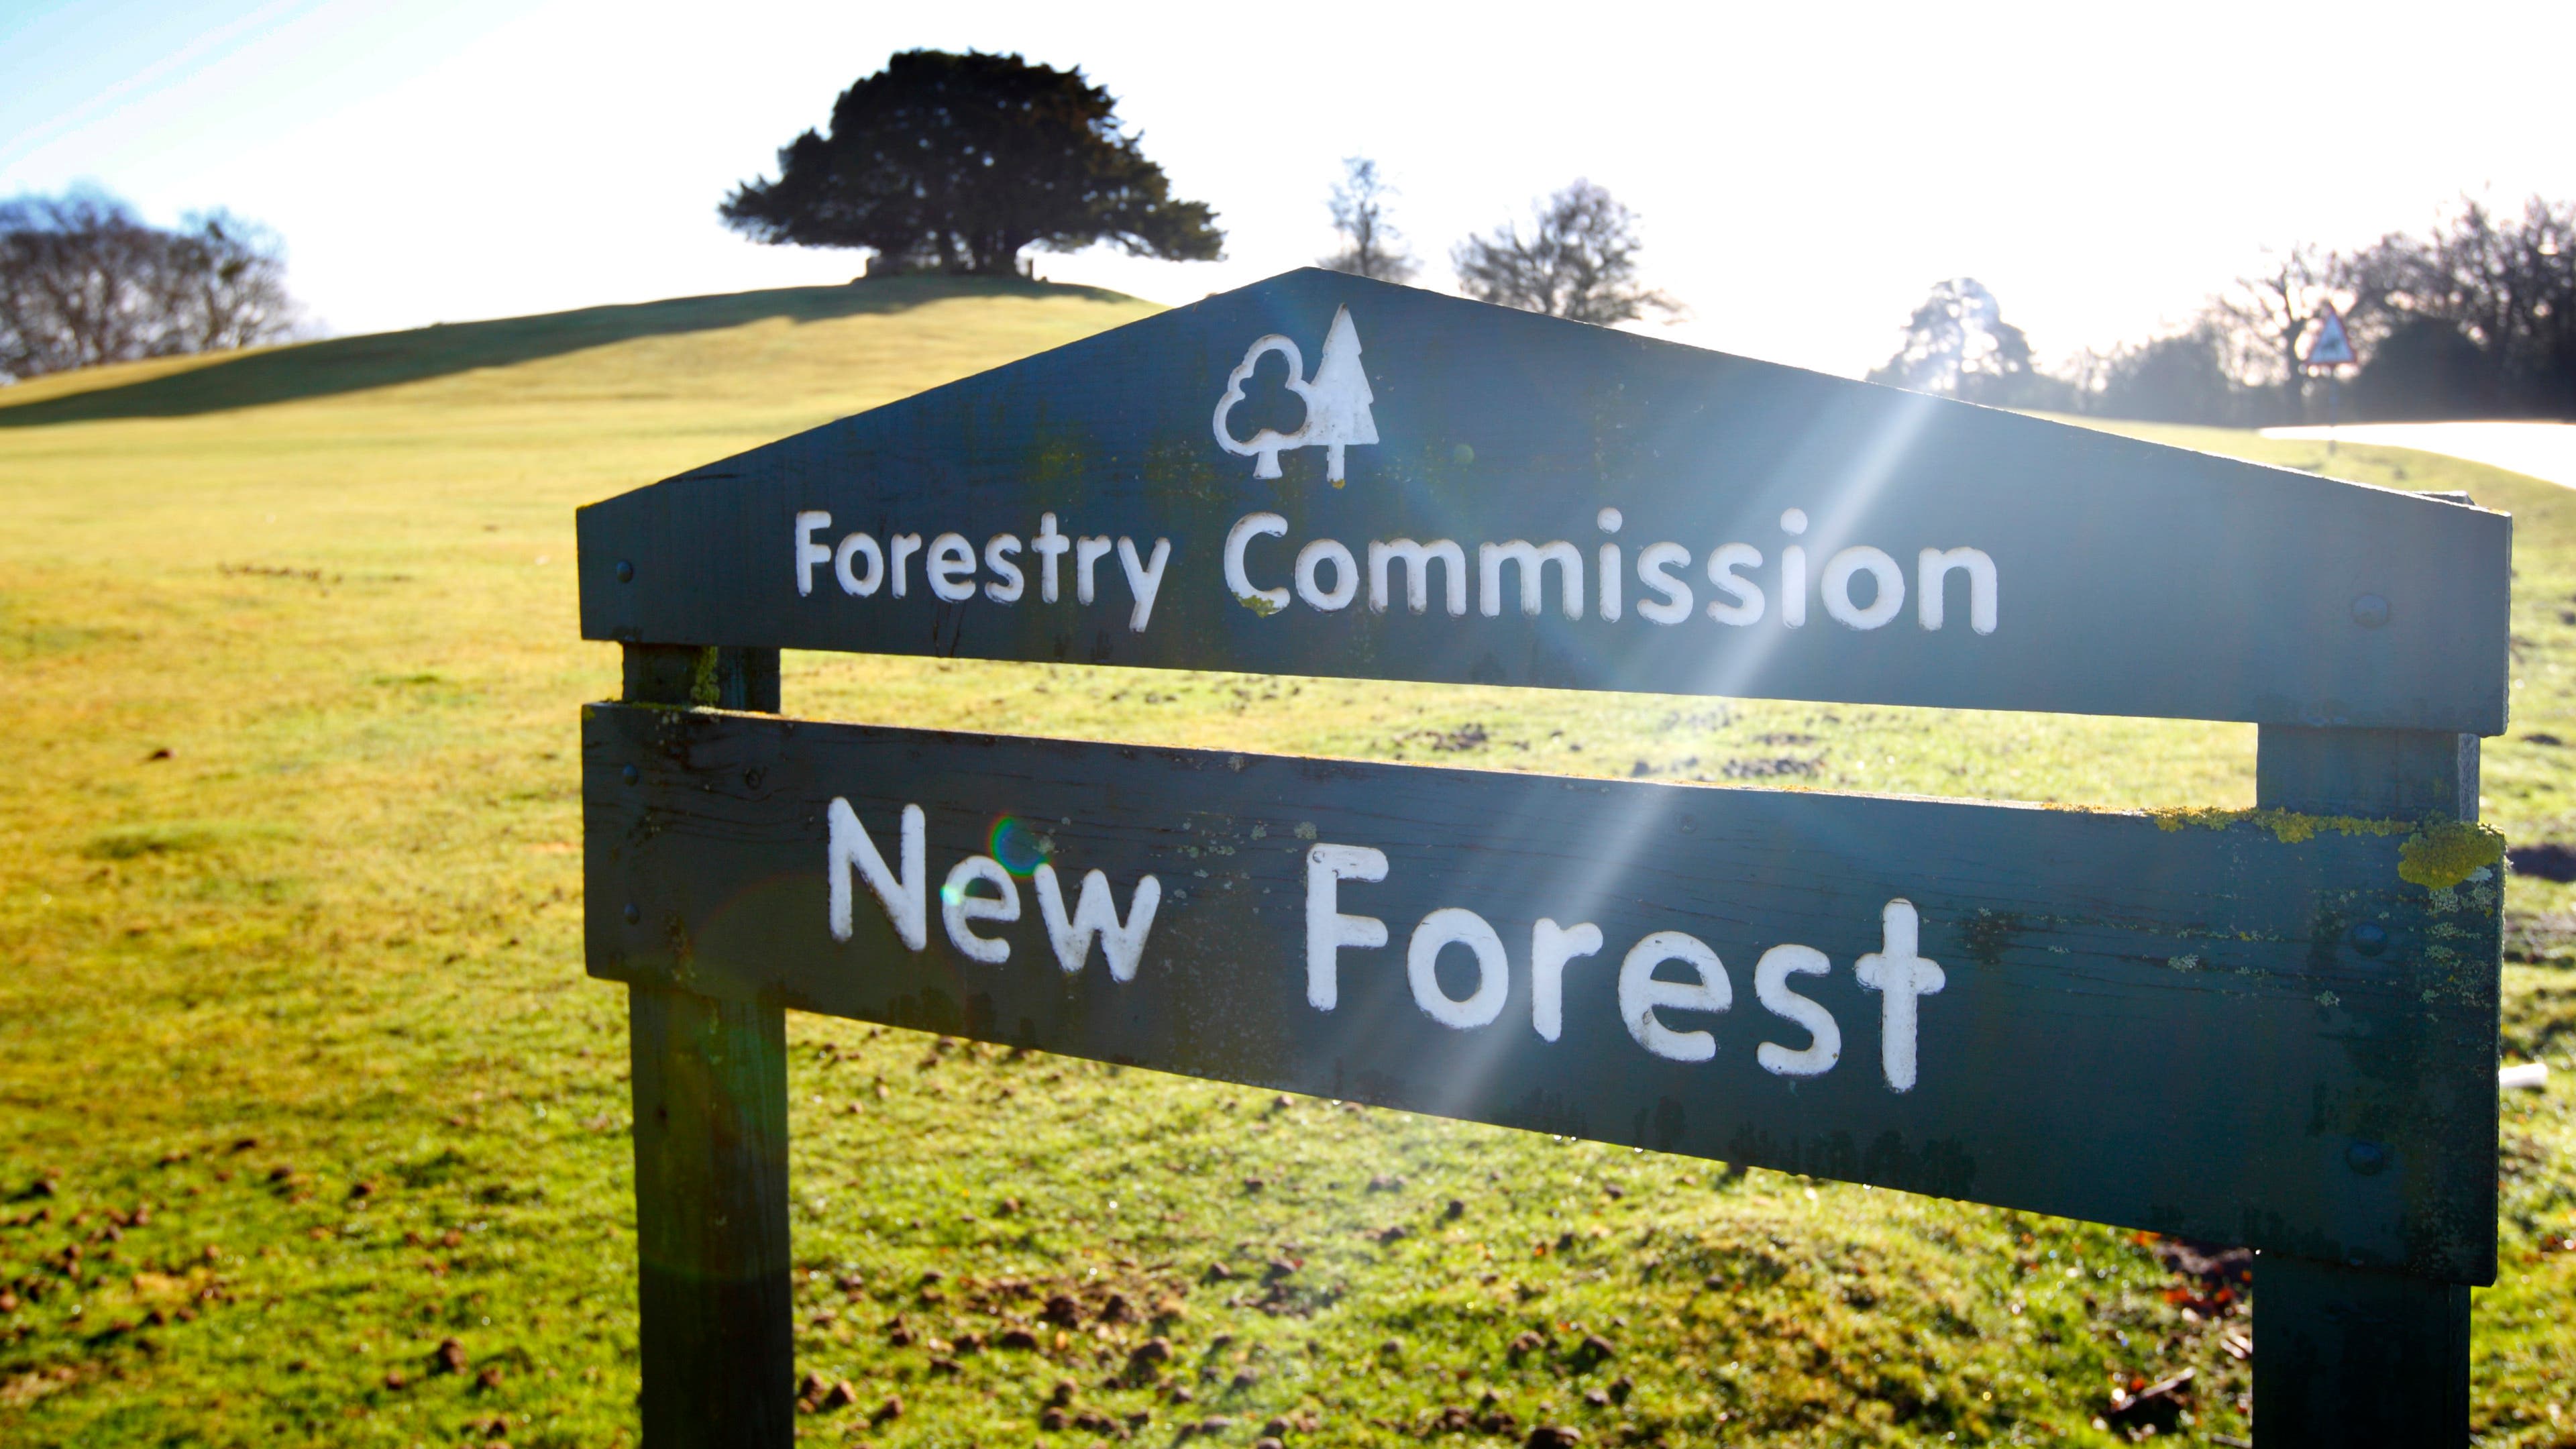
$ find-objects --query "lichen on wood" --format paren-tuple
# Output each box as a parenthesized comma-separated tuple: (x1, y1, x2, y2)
(2397, 820, 2507, 890)
(2146, 806, 2411, 844)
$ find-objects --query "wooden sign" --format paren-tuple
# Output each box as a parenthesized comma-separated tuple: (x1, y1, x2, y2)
(576, 270, 2509, 1448)
(578, 269, 2509, 732)
(585, 702, 2498, 1284)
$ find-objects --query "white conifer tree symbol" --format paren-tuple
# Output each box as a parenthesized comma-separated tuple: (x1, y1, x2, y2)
(1301, 305, 1378, 486)
(1211, 306, 1379, 482)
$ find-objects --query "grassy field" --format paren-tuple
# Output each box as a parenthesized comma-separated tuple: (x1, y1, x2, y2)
(0, 277, 2568, 1448)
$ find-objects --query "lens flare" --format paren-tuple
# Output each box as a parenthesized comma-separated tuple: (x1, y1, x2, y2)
(989, 816, 1048, 877)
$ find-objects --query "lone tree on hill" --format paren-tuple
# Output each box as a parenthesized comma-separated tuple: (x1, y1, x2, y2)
(1866, 278, 2039, 406)
(720, 50, 1224, 277)
(1319, 157, 1417, 283)
(1452, 180, 1680, 325)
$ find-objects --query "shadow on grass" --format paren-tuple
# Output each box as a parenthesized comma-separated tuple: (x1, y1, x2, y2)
(0, 275, 1129, 427)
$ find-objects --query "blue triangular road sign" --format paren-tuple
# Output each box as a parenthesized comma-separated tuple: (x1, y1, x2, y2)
(2304, 305, 2356, 367)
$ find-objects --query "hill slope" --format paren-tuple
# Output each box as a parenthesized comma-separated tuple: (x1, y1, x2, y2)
(0, 284, 2569, 1448)
(0, 276, 1156, 427)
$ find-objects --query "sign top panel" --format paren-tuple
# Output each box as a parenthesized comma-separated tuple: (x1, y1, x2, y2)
(578, 269, 2510, 733)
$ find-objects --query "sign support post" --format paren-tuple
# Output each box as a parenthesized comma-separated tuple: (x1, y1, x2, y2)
(621, 643, 794, 1448)
(2302, 303, 2359, 455)
(2250, 718, 2479, 1448)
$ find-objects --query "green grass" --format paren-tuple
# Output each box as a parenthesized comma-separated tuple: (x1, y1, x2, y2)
(0, 280, 2569, 1446)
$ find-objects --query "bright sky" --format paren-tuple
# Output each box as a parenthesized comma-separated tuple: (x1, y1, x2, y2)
(6, 0, 2570, 378)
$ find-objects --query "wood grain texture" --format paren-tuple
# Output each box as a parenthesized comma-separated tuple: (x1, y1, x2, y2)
(581, 704, 2500, 1284)
(619, 644, 793, 1449)
(2256, 726, 2478, 821)
(2251, 724, 2481, 1447)
(576, 269, 2510, 732)
(2252, 1256, 2470, 1448)
(629, 984, 793, 1448)
(621, 643, 782, 713)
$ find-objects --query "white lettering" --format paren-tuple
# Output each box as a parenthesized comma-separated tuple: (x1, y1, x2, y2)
(1597, 545, 1623, 621)
(1854, 898, 1944, 1092)
(795, 511, 833, 597)
(1919, 547, 1998, 633)
(1754, 943, 1841, 1077)
(1368, 539, 1466, 616)
(1075, 536, 1113, 605)
(835, 533, 883, 596)
(1596, 508, 1625, 622)
(1032, 513, 1070, 603)
(1407, 907, 1509, 1029)
(1618, 930, 1731, 1062)
(1034, 863, 1161, 981)
(1822, 545, 1904, 630)
(1226, 512, 1290, 613)
(1635, 542, 1692, 625)
(1304, 843, 1388, 1011)
(1295, 538, 1359, 611)
(1778, 511, 1808, 627)
(1529, 918, 1603, 1042)
(889, 533, 922, 598)
(1116, 536, 1172, 630)
(941, 855, 1019, 963)
(926, 532, 977, 602)
(1479, 539, 1583, 619)
(983, 535, 1024, 603)
(1705, 542, 1765, 625)
(826, 798, 925, 951)
(800, 502, 1990, 651)
(1216, 512, 1990, 640)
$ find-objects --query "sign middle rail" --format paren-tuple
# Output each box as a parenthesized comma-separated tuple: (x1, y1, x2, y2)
(584, 702, 2500, 1288)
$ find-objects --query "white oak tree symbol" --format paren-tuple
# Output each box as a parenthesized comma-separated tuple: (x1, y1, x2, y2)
(1212, 335, 1311, 480)
(1212, 305, 1377, 485)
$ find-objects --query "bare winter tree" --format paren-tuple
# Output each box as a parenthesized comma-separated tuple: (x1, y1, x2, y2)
(2051, 192, 2576, 425)
(2337, 195, 2576, 417)
(1318, 157, 1417, 283)
(1452, 180, 1681, 325)
(162, 211, 298, 355)
(1, 192, 166, 378)
(0, 189, 298, 382)
(2204, 244, 2339, 418)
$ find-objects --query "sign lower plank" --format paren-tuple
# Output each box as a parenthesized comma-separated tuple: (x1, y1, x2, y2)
(582, 702, 2500, 1284)
(576, 270, 2510, 733)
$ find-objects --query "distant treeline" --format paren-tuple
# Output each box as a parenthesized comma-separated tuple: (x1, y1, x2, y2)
(0, 189, 298, 384)
(1872, 195, 2576, 424)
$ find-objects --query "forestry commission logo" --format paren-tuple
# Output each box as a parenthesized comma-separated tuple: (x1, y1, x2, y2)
(1212, 305, 1377, 485)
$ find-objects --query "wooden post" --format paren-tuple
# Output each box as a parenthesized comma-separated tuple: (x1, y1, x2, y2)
(622, 645, 792, 1447)
(2251, 722, 2478, 1448)
(2253, 1254, 2471, 1445)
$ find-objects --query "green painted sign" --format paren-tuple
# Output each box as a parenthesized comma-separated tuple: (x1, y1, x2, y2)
(579, 270, 2510, 733)
(585, 702, 2498, 1285)
(576, 270, 2511, 1446)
